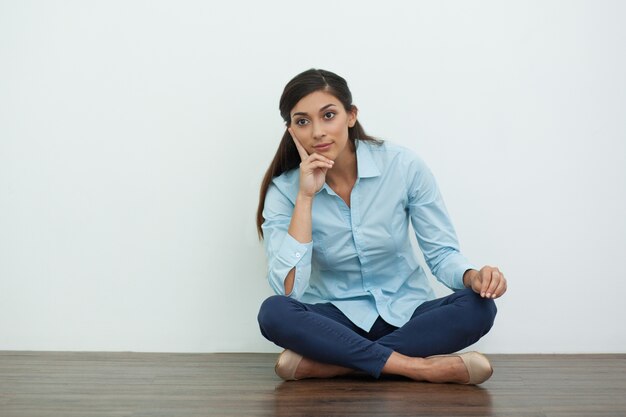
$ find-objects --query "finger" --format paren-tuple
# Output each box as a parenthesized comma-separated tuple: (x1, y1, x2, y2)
(305, 152, 334, 166)
(485, 269, 501, 298)
(306, 160, 335, 171)
(492, 276, 507, 298)
(496, 272, 509, 297)
(289, 128, 309, 162)
(480, 268, 492, 298)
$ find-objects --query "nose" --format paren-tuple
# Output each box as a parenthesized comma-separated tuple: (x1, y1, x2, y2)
(312, 121, 326, 140)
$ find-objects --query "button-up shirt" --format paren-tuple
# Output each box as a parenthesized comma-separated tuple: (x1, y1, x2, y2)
(261, 140, 475, 332)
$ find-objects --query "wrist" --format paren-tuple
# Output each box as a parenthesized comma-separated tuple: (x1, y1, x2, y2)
(463, 269, 478, 288)
(296, 191, 315, 203)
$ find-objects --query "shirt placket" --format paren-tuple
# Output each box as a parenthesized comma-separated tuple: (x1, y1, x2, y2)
(349, 180, 371, 295)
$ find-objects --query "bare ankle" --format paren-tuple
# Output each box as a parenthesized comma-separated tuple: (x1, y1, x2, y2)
(294, 357, 353, 379)
(421, 356, 469, 384)
(382, 352, 469, 384)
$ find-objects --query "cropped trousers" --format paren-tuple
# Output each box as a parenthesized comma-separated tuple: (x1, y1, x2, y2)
(257, 288, 497, 378)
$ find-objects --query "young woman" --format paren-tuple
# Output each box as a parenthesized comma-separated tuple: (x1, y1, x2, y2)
(256, 69, 507, 384)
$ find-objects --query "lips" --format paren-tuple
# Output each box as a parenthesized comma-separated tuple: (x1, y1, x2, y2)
(313, 143, 332, 151)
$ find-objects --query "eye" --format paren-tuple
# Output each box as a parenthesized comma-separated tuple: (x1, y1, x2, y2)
(324, 112, 336, 120)
(295, 118, 309, 126)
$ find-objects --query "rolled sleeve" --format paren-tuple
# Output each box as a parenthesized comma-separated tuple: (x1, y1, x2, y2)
(267, 233, 313, 298)
(262, 183, 313, 299)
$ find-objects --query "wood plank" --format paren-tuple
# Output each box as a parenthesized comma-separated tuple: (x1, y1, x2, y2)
(0, 352, 624, 416)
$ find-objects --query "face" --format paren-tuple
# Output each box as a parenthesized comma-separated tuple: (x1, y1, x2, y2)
(288, 90, 357, 161)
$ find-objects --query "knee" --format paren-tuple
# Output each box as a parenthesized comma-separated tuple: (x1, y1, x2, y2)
(257, 295, 296, 338)
(468, 290, 498, 332)
(458, 289, 498, 333)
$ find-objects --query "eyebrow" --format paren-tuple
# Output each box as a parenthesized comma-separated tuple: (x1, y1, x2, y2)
(292, 103, 337, 118)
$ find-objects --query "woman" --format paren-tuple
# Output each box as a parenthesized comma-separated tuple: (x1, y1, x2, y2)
(256, 69, 507, 384)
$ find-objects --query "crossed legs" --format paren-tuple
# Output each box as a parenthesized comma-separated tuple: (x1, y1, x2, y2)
(257, 289, 497, 382)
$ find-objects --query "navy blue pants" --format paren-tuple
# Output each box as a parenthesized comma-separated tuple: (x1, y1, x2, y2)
(258, 288, 497, 378)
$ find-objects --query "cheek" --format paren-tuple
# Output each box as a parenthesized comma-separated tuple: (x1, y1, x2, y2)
(330, 119, 349, 137)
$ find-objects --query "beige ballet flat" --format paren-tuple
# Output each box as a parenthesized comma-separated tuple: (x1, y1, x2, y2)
(275, 349, 304, 381)
(429, 351, 493, 385)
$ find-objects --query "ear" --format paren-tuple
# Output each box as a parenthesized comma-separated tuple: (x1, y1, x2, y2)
(348, 105, 358, 128)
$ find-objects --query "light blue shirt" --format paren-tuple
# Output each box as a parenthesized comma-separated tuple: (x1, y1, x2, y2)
(262, 140, 475, 332)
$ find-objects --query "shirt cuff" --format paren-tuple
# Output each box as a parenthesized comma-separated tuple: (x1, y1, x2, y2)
(270, 233, 313, 299)
(436, 253, 476, 290)
(276, 233, 312, 269)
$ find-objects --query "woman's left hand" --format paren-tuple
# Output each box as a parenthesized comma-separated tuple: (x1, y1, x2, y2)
(464, 266, 507, 299)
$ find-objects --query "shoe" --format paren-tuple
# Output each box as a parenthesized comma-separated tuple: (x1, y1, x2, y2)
(429, 351, 493, 385)
(275, 349, 303, 381)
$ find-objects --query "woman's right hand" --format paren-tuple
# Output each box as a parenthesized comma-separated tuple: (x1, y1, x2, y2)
(289, 128, 334, 198)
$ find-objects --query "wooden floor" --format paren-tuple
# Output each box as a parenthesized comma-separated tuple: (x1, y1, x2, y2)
(1, 352, 625, 416)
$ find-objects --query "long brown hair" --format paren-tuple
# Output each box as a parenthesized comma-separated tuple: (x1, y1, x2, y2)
(256, 68, 382, 239)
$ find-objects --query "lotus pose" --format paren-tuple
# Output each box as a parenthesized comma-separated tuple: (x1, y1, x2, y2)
(256, 69, 507, 384)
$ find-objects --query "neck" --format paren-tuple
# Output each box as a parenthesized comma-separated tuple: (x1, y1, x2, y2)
(326, 144, 357, 189)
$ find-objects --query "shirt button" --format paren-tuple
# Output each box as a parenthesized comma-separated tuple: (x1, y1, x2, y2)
(295, 252, 301, 258)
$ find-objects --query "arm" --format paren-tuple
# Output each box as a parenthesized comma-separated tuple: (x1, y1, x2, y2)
(262, 130, 334, 296)
(283, 131, 334, 294)
(407, 154, 476, 290)
(407, 153, 507, 298)
(262, 185, 314, 298)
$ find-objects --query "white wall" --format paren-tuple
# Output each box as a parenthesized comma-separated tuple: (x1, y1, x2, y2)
(1, 0, 625, 353)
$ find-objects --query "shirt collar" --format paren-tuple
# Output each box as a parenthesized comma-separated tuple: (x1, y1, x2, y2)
(317, 140, 381, 196)
(355, 140, 381, 179)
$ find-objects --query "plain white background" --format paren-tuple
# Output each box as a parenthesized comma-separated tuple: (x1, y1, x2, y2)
(1, 0, 625, 353)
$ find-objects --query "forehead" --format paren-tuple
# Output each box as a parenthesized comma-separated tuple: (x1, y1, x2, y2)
(291, 91, 342, 115)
